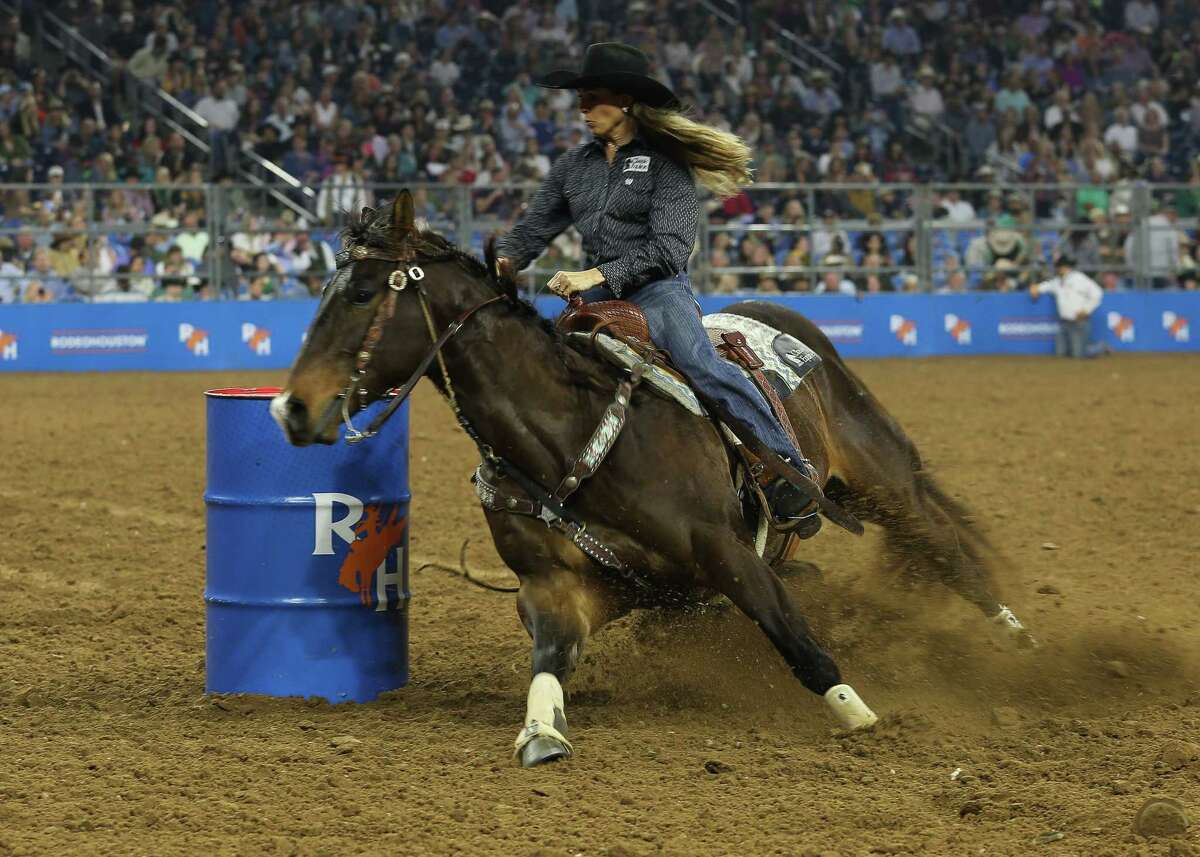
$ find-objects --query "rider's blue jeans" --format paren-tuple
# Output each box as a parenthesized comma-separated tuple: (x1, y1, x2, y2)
(578, 274, 804, 464)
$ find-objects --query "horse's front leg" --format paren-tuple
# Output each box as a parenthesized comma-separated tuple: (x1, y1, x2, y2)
(513, 571, 615, 767)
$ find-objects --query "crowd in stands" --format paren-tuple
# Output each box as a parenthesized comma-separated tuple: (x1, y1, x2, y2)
(2, 0, 1200, 301)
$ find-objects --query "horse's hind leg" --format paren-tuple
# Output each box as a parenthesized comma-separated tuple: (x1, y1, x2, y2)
(512, 571, 621, 767)
(829, 464, 1034, 646)
(703, 537, 878, 730)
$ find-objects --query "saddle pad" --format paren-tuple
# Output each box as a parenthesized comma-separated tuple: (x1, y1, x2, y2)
(565, 314, 821, 417)
(567, 333, 707, 416)
(701, 313, 822, 393)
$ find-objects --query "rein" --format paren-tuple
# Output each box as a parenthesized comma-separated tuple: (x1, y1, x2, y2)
(312, 247, 504, 443)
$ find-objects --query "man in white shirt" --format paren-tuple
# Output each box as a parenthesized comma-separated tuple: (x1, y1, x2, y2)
(937, 189, 976, 222)
(908, 67, 945, 119)
(194, 79, 241, 179)
(1030, 255, 1106, 358)
(1043, 87, 1077, 132)
(1103, 107, 1139, 159)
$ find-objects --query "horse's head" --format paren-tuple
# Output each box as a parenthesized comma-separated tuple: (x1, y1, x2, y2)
(272, 189, 513, 446)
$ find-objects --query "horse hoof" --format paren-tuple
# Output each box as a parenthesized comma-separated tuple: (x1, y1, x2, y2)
(520, 736, 572, 768)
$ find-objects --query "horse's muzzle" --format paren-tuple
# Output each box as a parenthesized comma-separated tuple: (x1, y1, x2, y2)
(270, 391, 333, 446)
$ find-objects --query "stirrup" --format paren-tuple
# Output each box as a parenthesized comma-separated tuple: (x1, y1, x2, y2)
(771, 508, 822, 538)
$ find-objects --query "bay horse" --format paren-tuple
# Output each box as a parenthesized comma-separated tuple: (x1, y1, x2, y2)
(272, 192, 1032, 767)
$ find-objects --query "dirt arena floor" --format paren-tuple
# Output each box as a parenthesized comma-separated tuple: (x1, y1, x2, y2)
(2, 354, 1198, 857)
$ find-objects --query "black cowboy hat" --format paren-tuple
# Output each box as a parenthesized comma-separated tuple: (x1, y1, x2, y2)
(538, 42, 679, 109)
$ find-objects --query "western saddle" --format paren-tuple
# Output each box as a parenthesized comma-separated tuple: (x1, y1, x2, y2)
(557, 296, 805, 485)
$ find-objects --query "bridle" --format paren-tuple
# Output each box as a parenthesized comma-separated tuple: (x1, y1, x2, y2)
(311, 242, 505, 444)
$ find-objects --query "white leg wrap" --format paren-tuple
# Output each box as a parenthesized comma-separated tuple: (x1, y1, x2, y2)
(824, 684, 879, 730)
(992, 604, 1025, 634)
(513, 672, 573, 756)
(992, 604, 1037, 646)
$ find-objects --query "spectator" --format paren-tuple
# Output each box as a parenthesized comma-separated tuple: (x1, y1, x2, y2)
(1124, 0, 1160, 34)
(94, 264, 150, 303)
(1104, 106, 1139, 160)
(155, 275, 189, 302)
(0, 248, 22, 303)
(263, 96, 295, 144)
(193, 79, 240, 179)
(994, 69, 1033, 120)
(869, 51, 905, 127)
(1043, 87, 1078, 132)
(128, 34, 170, 83)
(315, 156, 370, 223)
(802, 71, 842, 117)
(1030, 256, 1107, 358)
(1126, 203, 1181, 287)
(964, 102, 998, 169)
(882, 8, 921, 58)
(908, 67, 945, 120)
(1054, 218, 1103, 272)
(26, 248, 70, 300)
(937, 189, 977, 223)
(1130, 81, 1168, 129)
(805, 208, 846, 264)
(1137, 107, 1169, 159)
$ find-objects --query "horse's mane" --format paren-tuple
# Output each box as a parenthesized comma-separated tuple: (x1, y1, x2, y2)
(338, 208, 616, 392)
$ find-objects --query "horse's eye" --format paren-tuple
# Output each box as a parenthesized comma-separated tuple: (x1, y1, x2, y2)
(349, 285, 375, 305)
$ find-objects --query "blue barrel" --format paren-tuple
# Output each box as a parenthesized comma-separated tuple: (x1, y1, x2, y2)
(204, 387, 410, 703)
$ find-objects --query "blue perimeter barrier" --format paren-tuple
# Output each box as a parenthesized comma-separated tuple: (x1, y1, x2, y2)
(0, 292, 1196, 372)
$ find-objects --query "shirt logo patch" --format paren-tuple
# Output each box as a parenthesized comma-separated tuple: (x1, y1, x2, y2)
(623, 156, 650, 173)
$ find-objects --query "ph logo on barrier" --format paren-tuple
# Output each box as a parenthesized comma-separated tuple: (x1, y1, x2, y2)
(312, 493, 406, 611)
(241, 323, 272, 355)
(1107, 312, 1135, 343)
(0, 329, 17, 361)
(944, 314, 972, 345)
(178, 323, 209, 356)
(1163, 311, 1190, 343)
(889, 315, 918, 346)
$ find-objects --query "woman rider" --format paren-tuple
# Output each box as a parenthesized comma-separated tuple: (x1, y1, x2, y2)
(496, 43, 821, 534)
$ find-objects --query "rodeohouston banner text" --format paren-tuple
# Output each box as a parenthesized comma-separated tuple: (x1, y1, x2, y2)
(0, 292, 1195, 372)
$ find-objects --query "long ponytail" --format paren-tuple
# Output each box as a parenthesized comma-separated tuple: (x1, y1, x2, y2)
(630, 103, 753, 200)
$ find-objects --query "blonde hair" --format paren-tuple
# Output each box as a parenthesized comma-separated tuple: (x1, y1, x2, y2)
(630, 103, 753, 200)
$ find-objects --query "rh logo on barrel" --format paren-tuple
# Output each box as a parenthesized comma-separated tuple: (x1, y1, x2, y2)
(312, 493, 406, 611)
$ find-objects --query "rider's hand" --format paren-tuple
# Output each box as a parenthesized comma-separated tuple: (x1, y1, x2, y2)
(548, 268, 605, 298)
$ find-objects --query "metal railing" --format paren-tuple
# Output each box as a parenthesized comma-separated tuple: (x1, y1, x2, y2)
(1, 181, 1196, 302)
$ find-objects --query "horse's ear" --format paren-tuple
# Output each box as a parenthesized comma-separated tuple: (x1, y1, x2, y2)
(485, 235, 519, 303)
(391, 190, 415, 238)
